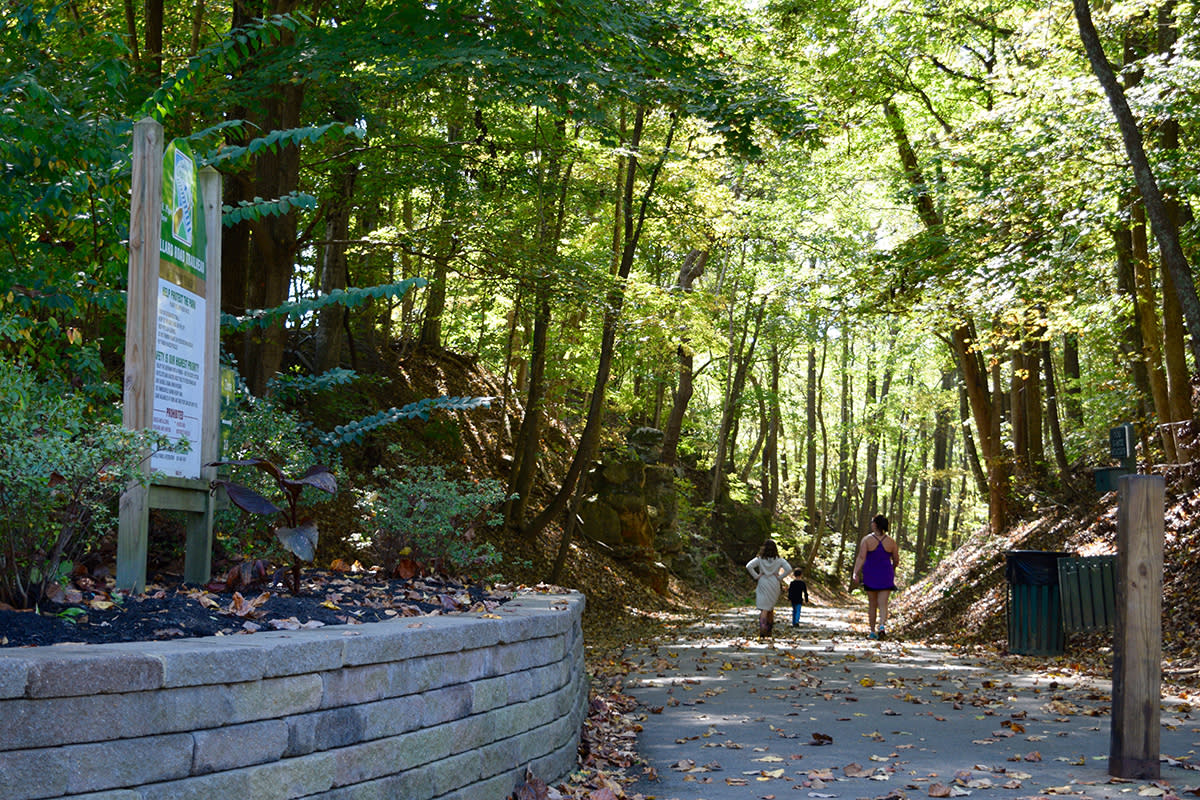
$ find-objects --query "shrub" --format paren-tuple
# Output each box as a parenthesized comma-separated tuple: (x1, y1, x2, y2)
(0, 360, 167, 608)
(354, 458, 506, 579)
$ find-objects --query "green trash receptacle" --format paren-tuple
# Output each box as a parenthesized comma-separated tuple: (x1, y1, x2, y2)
(1005, 550, 1074, 656)
(1094, 466, 1132, 493)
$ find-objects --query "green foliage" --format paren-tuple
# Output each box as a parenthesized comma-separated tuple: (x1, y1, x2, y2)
(221, 191, 319, 226)
(203, 123, 364, 170)
(311, 395, 493, 448)
(0, 360, 167, 609)
(0, 6, 133, 385)
(139, 13, 309, 122)
(354, 458, 506, 579)
(267, 368, 359, 403)
(221, 279, 427, 331)
(211, 457, 337, 594)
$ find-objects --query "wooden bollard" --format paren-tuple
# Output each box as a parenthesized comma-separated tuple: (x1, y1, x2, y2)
(1109, 474, 1164, 780)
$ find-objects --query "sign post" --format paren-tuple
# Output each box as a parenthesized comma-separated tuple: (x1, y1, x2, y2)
(118, 119, 222, 591)
(1109, 474, 1164, 779)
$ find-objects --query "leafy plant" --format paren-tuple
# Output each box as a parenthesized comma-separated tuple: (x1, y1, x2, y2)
(210, 458, 337, 594)
(354, 460, 507, 579)
(0, 359, 168, 609)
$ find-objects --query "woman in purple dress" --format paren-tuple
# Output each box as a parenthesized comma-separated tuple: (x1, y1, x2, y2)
(852, 514, 900, 640)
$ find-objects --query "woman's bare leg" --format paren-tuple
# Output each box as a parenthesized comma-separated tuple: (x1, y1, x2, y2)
(866, 591, 879, 632)
(877, 590, 891, 631)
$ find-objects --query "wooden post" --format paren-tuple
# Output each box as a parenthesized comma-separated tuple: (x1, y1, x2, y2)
(1110, 474, 1164, 779)
(182, 166, 223, 585)
(120, 125, 221, 590)
(117, 118, 163, 594)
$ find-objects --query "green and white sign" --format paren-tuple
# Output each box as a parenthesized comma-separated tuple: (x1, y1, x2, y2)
(151, 140, 207, 478)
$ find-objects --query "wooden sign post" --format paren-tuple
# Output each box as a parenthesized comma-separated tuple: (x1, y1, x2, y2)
(1109, 474, 1164, 779)
(118, 119, 222, 592)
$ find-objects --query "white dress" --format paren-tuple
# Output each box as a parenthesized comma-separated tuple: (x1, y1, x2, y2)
(746, 556, 792, 610)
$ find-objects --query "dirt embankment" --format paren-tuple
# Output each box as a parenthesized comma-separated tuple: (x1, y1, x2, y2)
(893, 480, 1200, 682)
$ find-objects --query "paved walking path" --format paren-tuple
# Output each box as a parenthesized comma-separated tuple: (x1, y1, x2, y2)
(622, 605, 1200, 800)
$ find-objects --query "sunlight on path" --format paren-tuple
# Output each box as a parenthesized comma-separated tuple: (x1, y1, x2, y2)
(620, 604, 1199, 800)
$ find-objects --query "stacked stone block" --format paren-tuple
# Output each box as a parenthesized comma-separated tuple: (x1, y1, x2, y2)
(0, 592, 586, 800)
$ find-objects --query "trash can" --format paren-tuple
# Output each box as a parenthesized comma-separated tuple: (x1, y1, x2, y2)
(1057, 555, 1116, 634)
(1005, 551, 1074, 656)
(1094, 466, 1132, 493)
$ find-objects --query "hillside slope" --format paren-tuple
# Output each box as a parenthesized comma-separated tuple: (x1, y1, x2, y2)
(894, 477, 1200, 680)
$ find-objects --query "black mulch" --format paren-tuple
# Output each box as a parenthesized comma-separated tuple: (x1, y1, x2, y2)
(0, 570, 510, 648)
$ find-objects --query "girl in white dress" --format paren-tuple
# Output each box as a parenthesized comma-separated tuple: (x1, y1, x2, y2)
(746, 539, 792, 639)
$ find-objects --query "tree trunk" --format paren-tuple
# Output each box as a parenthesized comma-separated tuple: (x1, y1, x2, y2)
(1025, 315, 1046, 480)
(1112, 226, 1154, 432)
(504, 293, 550, 529)
(1010, 345, 1029, 477)
(1043, 336, 1072, 484)
(742, 373, 768, 484)
(951, 320, 1009, 533)
(505, 119, 573, 530)
(145, 0, 163, 81)
(958, 370, 988, 497)
(190, 0, 206, 55)
(857, 334, 894, 538)
(657, 250, 708, 463)
(831, 335, 853, 534)
(1062, 332, 1084, 424)
(313, 162, 359, 374)
(915, 442, 929, 570)
(124, 0, 141, 65)
(711, 294, 767, 505)
(526, 107, 677, 539)
(1074, 0, 1200, 374)
(762, 342, 781, 513)
(805, 331, 818, 543)
(223, 0, 305, 397)
(1155, 4, 1195, 458)
(919, 369, 953, 576)
(419, 112, 465, 349)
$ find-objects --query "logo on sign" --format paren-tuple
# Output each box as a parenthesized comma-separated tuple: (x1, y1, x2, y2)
(171, 148, 195, 247)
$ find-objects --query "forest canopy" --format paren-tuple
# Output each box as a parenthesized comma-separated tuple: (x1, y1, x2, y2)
(1, 0, 1196, 586)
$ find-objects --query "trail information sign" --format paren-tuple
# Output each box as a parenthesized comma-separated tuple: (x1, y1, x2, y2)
(120, 120, 222, 591)
(1109, 424, 1134, 460)
(152, 140, 208, 478)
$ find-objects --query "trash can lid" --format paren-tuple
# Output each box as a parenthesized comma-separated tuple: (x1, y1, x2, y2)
(1004, 551, 1076, 585)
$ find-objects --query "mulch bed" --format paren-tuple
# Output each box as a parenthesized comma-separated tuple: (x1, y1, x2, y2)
(0, 568, 509, 648)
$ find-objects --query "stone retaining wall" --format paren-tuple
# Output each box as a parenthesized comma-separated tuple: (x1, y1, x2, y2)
(0, 591, 587, 800)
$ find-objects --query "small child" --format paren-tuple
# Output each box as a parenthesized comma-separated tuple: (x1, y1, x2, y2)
(788, 567, 810, 627)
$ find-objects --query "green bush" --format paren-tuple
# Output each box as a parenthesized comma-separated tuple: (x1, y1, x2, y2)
(354, 457, 506, 579)
(0, 360, 166, 608)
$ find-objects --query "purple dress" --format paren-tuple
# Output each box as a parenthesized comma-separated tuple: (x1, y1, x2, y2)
(861, 534, 896, 591)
